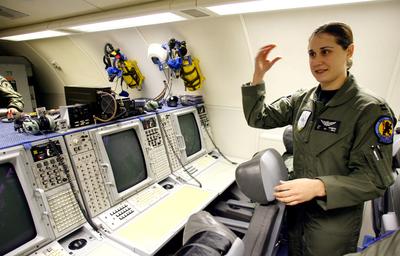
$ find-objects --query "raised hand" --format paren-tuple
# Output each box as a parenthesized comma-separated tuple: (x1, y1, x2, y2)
(252, 44, 281, 84)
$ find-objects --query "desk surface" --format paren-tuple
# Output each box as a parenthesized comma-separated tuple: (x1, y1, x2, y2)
(113, 184, 217, 255)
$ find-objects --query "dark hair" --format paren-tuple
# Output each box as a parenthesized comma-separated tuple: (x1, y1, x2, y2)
(311, 22, 353, 50)
(311, 22, 354, 69)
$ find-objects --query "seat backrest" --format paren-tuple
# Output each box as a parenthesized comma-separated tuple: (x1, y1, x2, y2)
(235, 148, 288, 256)
(282, 125, 293, 155)
(371, 135, 400, 235)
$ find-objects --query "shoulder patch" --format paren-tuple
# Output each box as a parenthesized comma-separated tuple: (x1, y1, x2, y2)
(374, 116, 394, 144)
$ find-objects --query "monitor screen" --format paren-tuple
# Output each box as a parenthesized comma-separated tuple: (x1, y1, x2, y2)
(178, 113, 201, 157)
(0, 162, 37, 255)
(102, 129, 147, 193)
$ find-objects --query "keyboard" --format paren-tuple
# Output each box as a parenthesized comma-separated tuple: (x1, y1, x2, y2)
(174, 154, 218, 182)
(128, 184, 169, 211)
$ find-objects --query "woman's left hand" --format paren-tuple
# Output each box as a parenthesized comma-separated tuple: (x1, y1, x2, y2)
(274, 178, 326, 206)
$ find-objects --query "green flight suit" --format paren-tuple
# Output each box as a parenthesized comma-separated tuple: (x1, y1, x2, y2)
(242, 74, 395, 256)
(0, 75, 24, 112)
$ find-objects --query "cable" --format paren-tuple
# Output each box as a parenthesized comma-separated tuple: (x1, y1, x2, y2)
(162, 68, 174, 101)
(159, 117, 202, 188)
(153, 80, 168, 102)
(201, 119, 237, 165)
(47, 139, 100, 232)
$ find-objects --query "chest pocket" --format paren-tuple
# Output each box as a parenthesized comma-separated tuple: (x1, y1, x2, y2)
(310, 118, 354, 157)
(296, 118, 314, 144)
(294, 100, 314, 143)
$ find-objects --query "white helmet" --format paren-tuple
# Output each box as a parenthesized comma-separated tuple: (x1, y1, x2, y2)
(147, 43, 168, 64)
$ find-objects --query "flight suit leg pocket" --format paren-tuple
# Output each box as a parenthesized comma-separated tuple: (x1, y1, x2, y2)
(363, 147, 394, 188)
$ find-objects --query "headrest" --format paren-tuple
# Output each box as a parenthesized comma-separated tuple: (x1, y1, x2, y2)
(283, 125, 293, 154)
(236, 148, 288, 204)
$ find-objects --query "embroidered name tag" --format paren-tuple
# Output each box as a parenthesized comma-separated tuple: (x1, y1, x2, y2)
(315, 118, 340, 133)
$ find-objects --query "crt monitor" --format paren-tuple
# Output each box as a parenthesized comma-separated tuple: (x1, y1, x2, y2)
(0, 147, 54, 256)
(91, 119, 156, 204)
(174, 107, 207, 164)
(178, 113, 201, 158)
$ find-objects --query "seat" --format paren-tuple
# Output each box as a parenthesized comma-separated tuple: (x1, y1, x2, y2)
(371, 135, 400, 236)
(179, 148, 288, 256)
(174, 211, 244, 256)
(211, 126, 293, 226)
(344, 157, 400, 255)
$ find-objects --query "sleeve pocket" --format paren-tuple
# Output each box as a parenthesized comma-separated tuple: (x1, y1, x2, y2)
(363, 149, 394, 189)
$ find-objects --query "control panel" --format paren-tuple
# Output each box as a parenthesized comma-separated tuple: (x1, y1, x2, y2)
(96, 201, 138, 231)
(29, 241, 69, 256)
(141, 116, 171, 181)
(64, 131, 111, 218)
(157, 113, 182, 172)
(30, 142, 69, 190)
(28, 138, 85, 238)
(197, 104, 215, 153)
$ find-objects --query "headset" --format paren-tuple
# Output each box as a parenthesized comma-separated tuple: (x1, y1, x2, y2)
(14, 115, 57, 135)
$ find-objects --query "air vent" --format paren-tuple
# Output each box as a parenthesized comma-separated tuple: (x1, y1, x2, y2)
(0, 5, 28, 19)
(180, 9, 210, 18)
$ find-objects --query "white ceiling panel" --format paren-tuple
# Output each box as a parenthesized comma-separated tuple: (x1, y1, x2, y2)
(85, 0, 157, 9)
(0, 0, 157, 30)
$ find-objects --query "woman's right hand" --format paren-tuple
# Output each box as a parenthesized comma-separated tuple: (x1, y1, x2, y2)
(252, 44, 281, 85)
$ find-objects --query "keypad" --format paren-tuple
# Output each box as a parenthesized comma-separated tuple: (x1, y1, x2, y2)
(144, 124, 171, 181)
(160, 114, 181, 172)
(65, 132, 110, 217)
(33, 156, 69, 190)
(48, 189, 85, 233)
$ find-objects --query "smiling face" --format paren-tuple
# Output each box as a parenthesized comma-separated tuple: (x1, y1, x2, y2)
(308, 33, 354, 90)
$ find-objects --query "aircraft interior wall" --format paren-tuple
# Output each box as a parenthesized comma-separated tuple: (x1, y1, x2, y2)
(0, 0, 399, 160)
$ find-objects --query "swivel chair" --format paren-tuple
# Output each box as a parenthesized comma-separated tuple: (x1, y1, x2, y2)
(371, 134, 400, 236)
(179, 148, 288, 256)
(211, 126, 293, 226)
(345, 141, 400, 255)
(174, 211, 244, 256)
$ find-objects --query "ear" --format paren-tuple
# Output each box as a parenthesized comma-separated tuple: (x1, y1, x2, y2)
(347, 43, 354, 58)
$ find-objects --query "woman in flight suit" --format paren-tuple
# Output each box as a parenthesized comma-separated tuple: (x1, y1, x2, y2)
(241, 22, 396, 255)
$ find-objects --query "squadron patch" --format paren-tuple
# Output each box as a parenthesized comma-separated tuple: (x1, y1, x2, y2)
(374, 116, 394, 144)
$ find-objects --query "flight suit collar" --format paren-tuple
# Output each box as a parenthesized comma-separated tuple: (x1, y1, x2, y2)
(312, 73, 358, 107)
(298, 74, 359, 156)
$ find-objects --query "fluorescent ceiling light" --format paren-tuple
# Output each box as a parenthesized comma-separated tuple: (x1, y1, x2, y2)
(206, 0, 375, 15)
(0, 30, 70, 41)
(69, 12, 185, 32)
